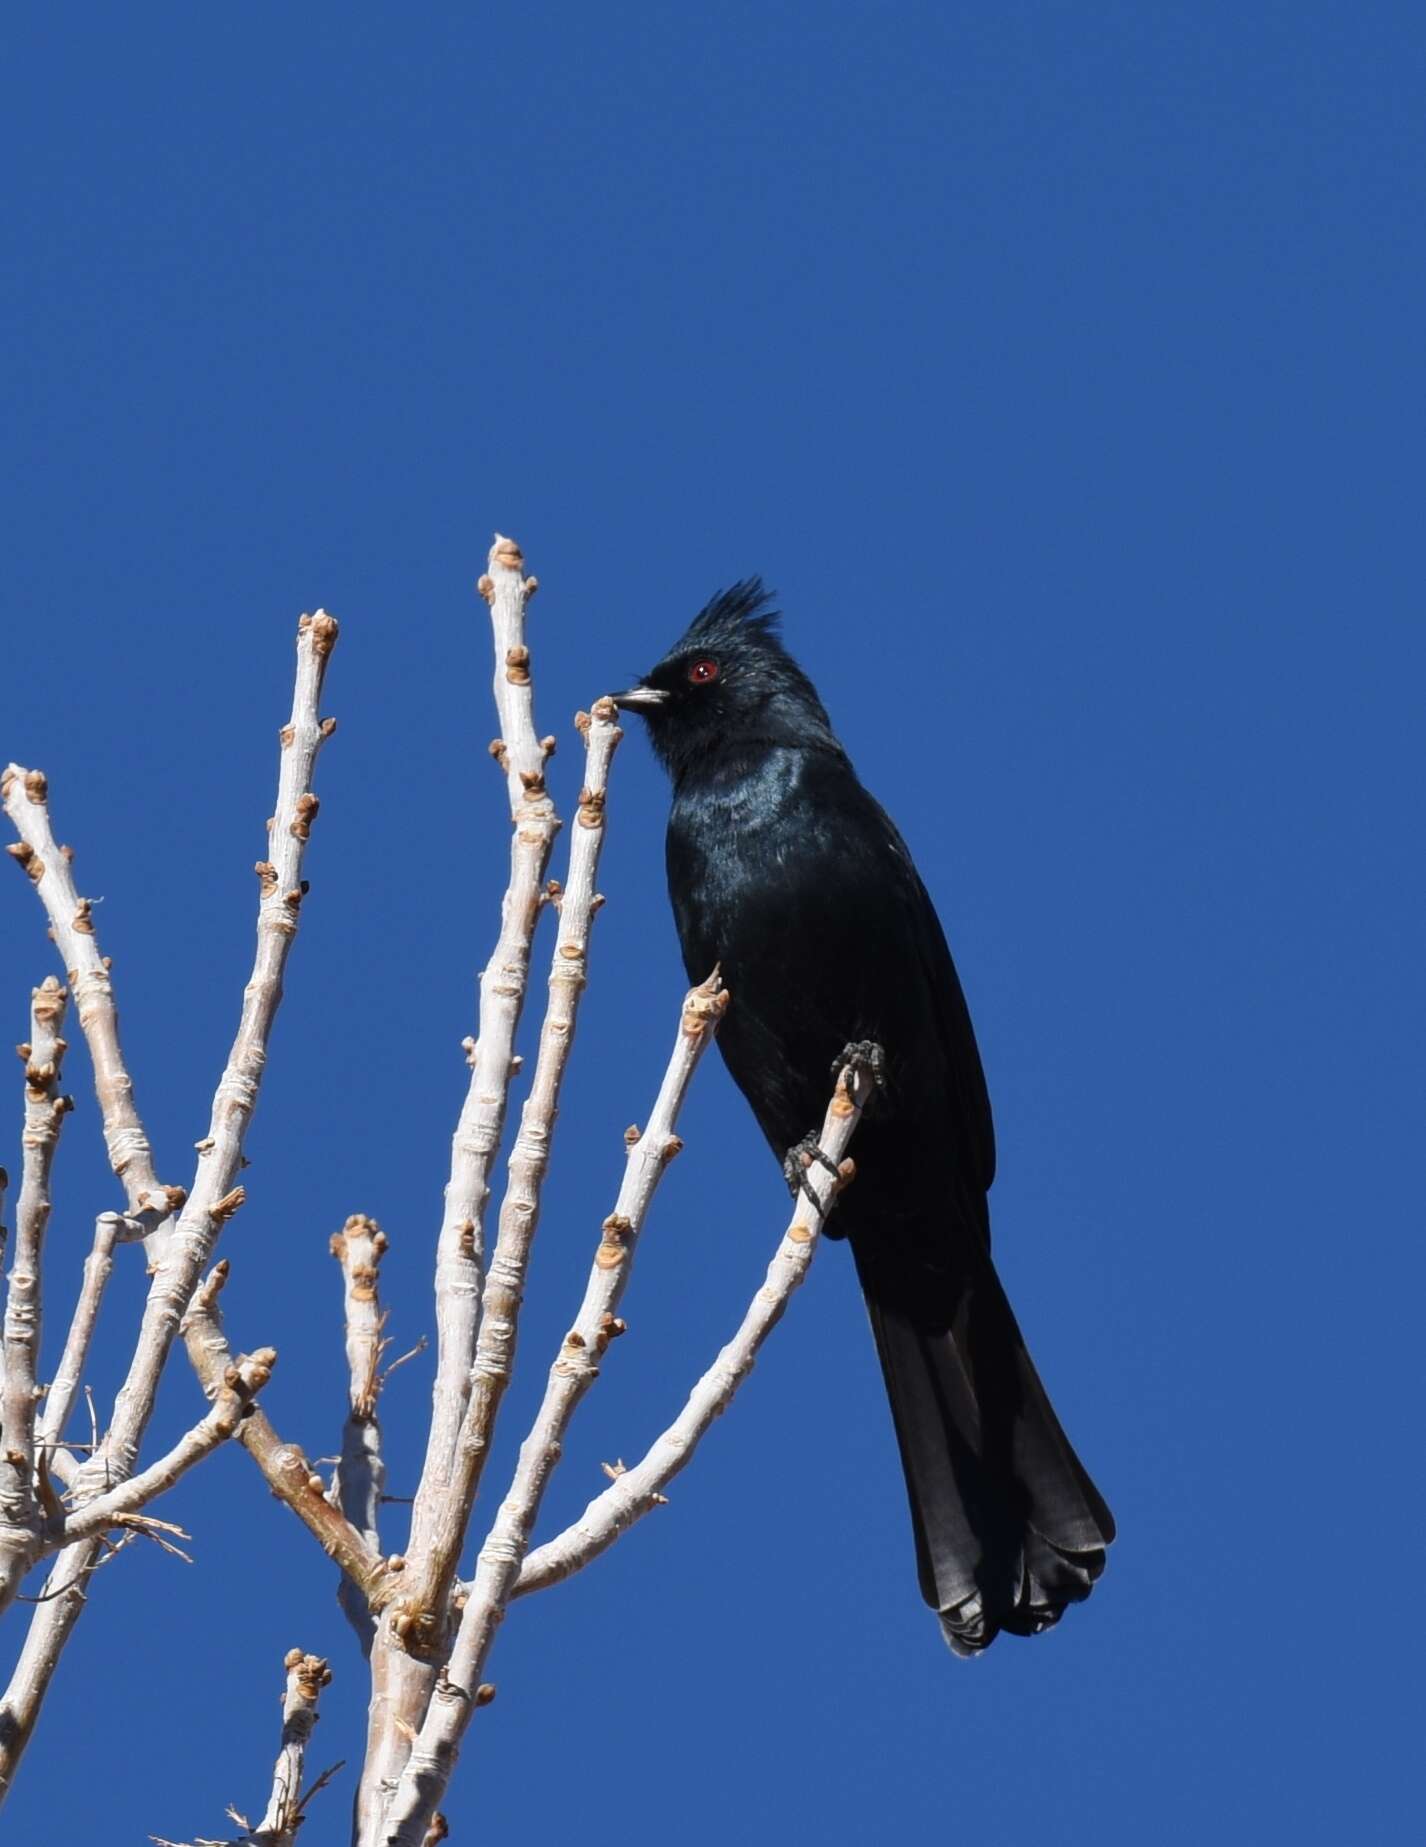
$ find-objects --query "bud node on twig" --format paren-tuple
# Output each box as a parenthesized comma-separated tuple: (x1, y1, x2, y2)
(290, 792, 321, 840)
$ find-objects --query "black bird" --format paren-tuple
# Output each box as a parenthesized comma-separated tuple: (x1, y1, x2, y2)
(615, 581, 1114, 1653)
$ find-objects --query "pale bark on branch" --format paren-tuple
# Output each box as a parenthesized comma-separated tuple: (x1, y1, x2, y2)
(514, 1065, 871, 1597)
(2, 766, 173, 1227)
(408, 537, 559, 1566)
(35, 1210, 123, 1472)
(151, 1648, 338, 1847)
(404, 695, 622, 1630)
(183, 1262, 387, 1605)
(54, 1347, 276, 1548)
(0, 611, 354, 1796)
(0, 977, 71, 1583)
(379, 973, 729, 1844)
(361, 540, 558, 1833)
(1, 528, 891, 1845)
(75, 610, 339, 1498)
(329, 1215, 390, 1647)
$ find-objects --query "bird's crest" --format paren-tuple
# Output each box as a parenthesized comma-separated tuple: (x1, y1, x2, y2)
(681, 578, 782, 652)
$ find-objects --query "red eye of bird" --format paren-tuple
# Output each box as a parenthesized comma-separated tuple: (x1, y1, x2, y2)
(688, 657, 720, 685)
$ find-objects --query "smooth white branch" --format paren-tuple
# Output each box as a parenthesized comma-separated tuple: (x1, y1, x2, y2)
(514, 1063, 873, 1597)
(0, 978, 71, 1551)
(34, 1211, 125, 1480)
(408, 536, 559, 1565)
(151, 1648, 338, 1847)
(55, 1347, 276, 1548)
(2, 768, 174, 1225)
(404, 695, 622, 1628)
(380, 973, 728, 1844)
(76, 610, 339, 1497)
(329, 1215, 390, 1647)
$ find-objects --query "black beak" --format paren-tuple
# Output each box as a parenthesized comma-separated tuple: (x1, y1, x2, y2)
(611, 685, 670, 711)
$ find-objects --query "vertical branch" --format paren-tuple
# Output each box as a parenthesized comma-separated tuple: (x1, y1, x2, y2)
(0, 977, 71, 1599)
(408, 536, 558, 1557)
(254, 1649, 334, 1843)
(34, 1211, 126, 1467)
(0, 1166, 7, 1404)
(329, 1215, 389, 1647)
(2, 766, 172, 1226)
(403, 697, 622, 1630)
(150, 1650, 339, 1847)
(364, 538, 551, 1840)
(0, 613, 345, 1804)
(71, 611, 340, 1498)
(381, 975, 728, 1844)
(0, 1538, 100, 1800)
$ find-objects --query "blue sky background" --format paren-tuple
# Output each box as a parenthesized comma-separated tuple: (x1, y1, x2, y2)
(3, 4, 1421, 1841)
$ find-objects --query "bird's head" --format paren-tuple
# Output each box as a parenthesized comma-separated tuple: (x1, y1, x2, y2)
(613, 579, 840, 782)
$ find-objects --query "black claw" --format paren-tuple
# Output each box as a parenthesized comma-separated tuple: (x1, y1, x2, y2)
(833, 1039, 886, 1091)
(782, 1133, 841, 1208)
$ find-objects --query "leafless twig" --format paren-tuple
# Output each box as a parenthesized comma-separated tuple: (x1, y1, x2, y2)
(380, 972, 729, 1843)
(408, 537, 559, 1563)
(0, 977, 72, 1601)
(515, 1064, 871, 1596)
(329, 1215, 390, 1648)
(36, 1210, 126, 1482)
(151, 1648, 340, 1847)
(405, 695, 622, 1632)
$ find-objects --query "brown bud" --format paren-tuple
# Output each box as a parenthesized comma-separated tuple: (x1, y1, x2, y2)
(290, 792, 320, 840)
(305, 610, 340, 657)
(211, 1186, 246, 1223)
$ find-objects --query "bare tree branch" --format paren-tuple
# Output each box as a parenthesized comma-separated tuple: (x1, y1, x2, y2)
(379, 972, 729, 1844)
(0, 1165, 8, 1403)
(182, 1263, 388, 1605)
(514, 1067, 871, 1598)
(329, 1215, 390, 1648)
(53, 1347, 276, 1548)
(75, 611, 339, 1497)
(0, 977, 71, 1580)
(408, 536, 559, 1562)
(1, 767, 175, 1228)
(0, 1537, 96, 1797)
(0, 612, 351, 1798)
(255, 1649, 336, 1844)
(151, 1648, 339, 1847)
(404, 696, 622, 1633)
(358, 538, 556, 1840)
(34, 1211, 125, 1484)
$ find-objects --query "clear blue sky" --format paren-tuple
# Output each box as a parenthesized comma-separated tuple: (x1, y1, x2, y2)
(3, 4, 1420, 1841)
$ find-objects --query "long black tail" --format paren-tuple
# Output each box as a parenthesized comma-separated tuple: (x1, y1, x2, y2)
(854, 1238, 1115, 1655)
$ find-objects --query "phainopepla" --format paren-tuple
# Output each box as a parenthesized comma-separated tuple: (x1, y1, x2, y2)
(615, 580, 1114, 1654)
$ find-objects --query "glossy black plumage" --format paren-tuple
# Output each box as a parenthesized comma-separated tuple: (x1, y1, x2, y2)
(617, 582, 1114, 1652)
